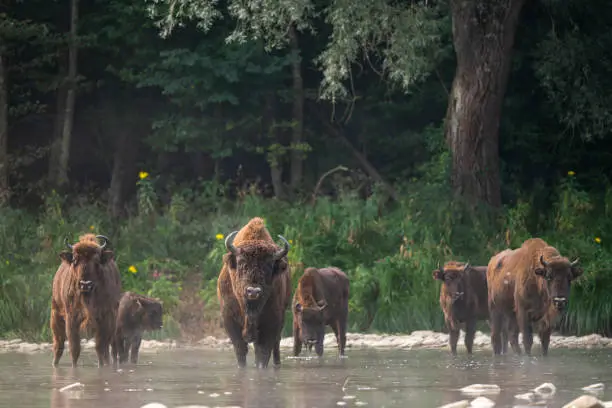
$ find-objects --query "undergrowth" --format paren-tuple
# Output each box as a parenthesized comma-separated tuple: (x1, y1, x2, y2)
(0, 170, 610, 342)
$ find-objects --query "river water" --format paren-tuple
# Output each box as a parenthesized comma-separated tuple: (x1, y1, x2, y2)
(0, 348, 610, 407)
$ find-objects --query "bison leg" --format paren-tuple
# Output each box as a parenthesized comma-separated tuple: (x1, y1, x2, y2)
(292, 321, 302, 357)
(94, 331, 112, 368)
(507, 315, 522, 355)
(66, 315, 82, 368)
(254, 342, 272, 369)
(130, 335, 142, 364)
(223, 313, 248, 367)
(517, 310, 533, 356)
(117, 336, 129, 364)
(464, 319, 476, 354)
(489, 309, 504, 356)
(51, 308, 67, 367)
(538, 328, 551, 356)
(448, 327, 460, 356)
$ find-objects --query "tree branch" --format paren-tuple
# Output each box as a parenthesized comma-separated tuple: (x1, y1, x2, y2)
(311, 165, 349, 206)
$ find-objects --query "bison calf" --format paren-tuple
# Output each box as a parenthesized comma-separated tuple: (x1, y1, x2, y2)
(293, 267, 349, 357)
(432, 261, 489, 355)
(114, 292, 163, 364)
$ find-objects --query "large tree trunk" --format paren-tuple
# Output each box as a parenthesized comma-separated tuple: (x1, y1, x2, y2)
(288, 24, 304, 192)
(263, 92, 285, 199)
(445, 0, 526, 208)
(48, 52, 67, 187)
(54, 0, 79, 188)
(108, 126, 139, 220)
(0, 53, 8, 205)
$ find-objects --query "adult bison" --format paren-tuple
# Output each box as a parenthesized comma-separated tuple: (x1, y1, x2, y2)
(488, 238, 582, 356)
(114, 291, 164, 364)
(217, 217, 291, 368)
(51, 233, 122, 367)
(432, 261, 489, 355)
(292, 266, 349, 357)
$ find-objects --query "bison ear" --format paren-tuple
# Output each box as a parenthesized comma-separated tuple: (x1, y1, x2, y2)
(100, 250, 114, 264)
(571, 266, 584, 280)
(59, 251, 73, 264)
(295, 303, 302, 313)
(223, 252, 237, 270)
(432, 269, 444, 280)
(274, 258, 288, 275)
(136, 299, 143, 309)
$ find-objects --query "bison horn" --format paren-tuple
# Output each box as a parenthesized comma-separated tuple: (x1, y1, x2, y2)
(540, 255, 549, 267)
(570, 257, 580, 267)
(225, 231, 238, 254)
(64, 237, 74, 251)
(463, 262, 471, 271)
(273, 235, 290, 260)
(438, 262, 444, 274)
(95, 235, 109, 250)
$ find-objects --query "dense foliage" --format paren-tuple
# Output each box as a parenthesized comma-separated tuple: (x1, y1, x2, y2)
(1, 0, 612, 341)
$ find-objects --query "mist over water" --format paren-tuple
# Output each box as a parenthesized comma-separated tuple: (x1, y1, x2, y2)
(0, 348, 610, 408)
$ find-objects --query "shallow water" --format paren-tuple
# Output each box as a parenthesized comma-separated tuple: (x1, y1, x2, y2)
(0, 347, 611, 407)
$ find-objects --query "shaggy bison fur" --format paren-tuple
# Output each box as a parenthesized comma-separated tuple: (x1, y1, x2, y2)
(432, 261, 489, 355)
(217, 217, 291, 368)
(292, 266, 350, 357)
(488, 238, 582, 356)
(113, 291, 163, 364)
(51, 234, 121, 367)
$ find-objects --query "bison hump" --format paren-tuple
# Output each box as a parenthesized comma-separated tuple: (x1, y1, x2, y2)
(233, 217, 273, 246)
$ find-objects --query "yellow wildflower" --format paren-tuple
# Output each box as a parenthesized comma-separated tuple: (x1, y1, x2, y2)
(289, 239, 293, 245)
(595, 237, 602, 244)
(568, 171, 576, 176)
(139, 171, 149, 180)
(215, 233, 224, 240)
(5, 260, 8, 265)
(89, 225, 95, 231)
(128, 265, 138, 274)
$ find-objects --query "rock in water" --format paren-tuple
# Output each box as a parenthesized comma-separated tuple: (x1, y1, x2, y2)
(470, 396, 495, 408)
(582, 383, 606, 394)
(534, 382, 557, 397)
(562, 395, 605, 408)
(140, 404, 168, 408)
(438, 401, 470, 408)
(460, 384, 501, 396)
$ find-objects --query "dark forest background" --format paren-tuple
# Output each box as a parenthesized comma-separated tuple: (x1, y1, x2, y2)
(1, 0, 612, 341)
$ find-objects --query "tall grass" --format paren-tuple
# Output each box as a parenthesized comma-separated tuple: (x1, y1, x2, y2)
(0, 172, 610, 342)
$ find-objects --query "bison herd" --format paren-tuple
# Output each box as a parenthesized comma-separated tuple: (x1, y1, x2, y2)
(433, 237, 582, 357)
(49, 219, 581, 369)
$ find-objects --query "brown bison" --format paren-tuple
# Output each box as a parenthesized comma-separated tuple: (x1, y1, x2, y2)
(292, 266, 350, 357)
(51, 234, 122, 367)
(113, 291, 164, 364)
(217, 217, 291, 368)
(488, 238, 582, 356)
(432, 261, 490, 355)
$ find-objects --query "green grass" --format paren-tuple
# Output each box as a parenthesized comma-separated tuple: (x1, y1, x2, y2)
(0, 173, 611, 342)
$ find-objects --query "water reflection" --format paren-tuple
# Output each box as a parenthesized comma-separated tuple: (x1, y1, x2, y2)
(0, 348, 610, 407)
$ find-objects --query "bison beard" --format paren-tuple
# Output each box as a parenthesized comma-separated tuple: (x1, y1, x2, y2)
(292, 267, 350, 357)
(50, 234, 122, 368)
(432, 261, 489, 355)
(217, 217, 291, 368)
(114, 291, 164, 365)
(488, 238, 582, 356)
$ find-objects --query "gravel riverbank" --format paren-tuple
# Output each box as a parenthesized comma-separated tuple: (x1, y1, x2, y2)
(2, 330, 612, 354)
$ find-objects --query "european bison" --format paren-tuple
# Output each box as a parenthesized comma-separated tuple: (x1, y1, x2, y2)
(488, 238, 582, 356)
(292, 266, 350, 357)
(51, 234, 122, 367)
(432, 261, 489, 355)
(217, 217, 291, 368)
(113, 291, 163, 364)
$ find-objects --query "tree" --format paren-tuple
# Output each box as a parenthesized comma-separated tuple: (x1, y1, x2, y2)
(147, 0, 526, 207)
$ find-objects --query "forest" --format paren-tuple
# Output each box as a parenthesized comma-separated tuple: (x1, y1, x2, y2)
(1, 0, 612, 342)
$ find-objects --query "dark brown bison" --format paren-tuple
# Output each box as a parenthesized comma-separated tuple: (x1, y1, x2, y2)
(113, 291, 163, 364)
(292, 266, 350, 357)
(488, 238, 582, 356)
(217, 217, 291, 368)
(51, 233, 122, 367)
(432, 261, 489, 355)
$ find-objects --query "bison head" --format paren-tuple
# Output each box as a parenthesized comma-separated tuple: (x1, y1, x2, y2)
(535, 255, 582, 311)
(224, 230, 290, 338)
(59, 235, 113, 295)
(294, 300, 328, 348)
(432, 262, 470, 303)
(135, 298, 164, 331)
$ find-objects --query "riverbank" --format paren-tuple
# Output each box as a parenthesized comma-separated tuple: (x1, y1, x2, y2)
(3, 330, 612, 354)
